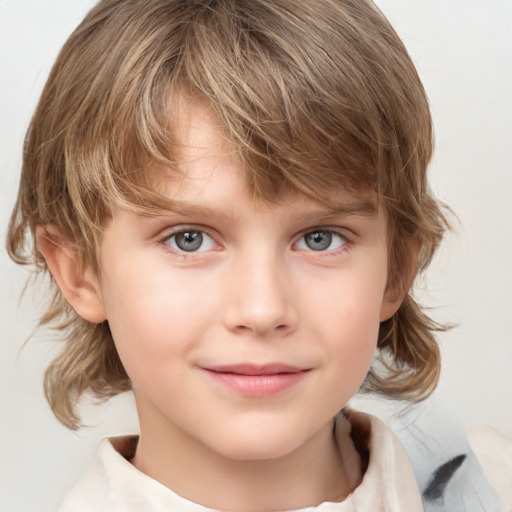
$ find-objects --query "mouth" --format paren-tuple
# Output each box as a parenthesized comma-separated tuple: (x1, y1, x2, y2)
(201, 363, 310, 397)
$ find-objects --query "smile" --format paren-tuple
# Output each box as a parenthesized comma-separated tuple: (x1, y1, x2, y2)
(201, 364, 310, 397)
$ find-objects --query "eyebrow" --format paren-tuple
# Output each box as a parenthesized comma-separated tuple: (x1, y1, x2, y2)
(149, 197, 377, 223)
(295, 199, 378, 224)
(155, 201, 229, 219)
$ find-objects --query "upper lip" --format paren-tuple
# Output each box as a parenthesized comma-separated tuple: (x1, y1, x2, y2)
(202, 363, 308, 375)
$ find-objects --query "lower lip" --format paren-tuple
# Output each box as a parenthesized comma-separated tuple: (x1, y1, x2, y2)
(203, 370, 308, 397)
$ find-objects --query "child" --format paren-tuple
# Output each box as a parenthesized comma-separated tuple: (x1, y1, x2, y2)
(6, 0, 507, 510)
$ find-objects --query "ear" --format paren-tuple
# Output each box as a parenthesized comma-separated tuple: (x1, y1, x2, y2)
(379, 240, 420, 322)
(36, 225, 107, 324)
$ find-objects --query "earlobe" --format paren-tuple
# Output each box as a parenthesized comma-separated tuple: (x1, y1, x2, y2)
(379, 293, 403, 322)
(380, 240, 421, 322)
(36, 225, 107, 324)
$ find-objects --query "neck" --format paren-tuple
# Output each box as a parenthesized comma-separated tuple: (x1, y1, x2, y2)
(131, 404, 362, 511)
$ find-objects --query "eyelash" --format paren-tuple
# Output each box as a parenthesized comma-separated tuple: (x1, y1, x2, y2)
(294, 229, 349, 255)
(159, 226, 351, 257)
(160, 226, 219, 257)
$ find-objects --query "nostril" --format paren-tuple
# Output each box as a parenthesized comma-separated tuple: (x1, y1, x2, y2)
(232, 321, 292, 337)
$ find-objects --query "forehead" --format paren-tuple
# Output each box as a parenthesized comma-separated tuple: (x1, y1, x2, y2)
(159, 171, 378, 226)
(151, 95, 379, 217)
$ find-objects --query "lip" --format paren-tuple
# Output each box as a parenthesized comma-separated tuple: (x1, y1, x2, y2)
(201, 364, 310, 397)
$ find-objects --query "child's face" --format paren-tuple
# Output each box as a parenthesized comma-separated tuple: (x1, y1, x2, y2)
(94, 99, 399, 462)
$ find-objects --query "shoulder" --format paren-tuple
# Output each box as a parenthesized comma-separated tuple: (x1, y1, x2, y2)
(465, 423, 512, 511)
(57, 435, 211, 512)
(390, 416, 509, 511)
(345, 409, 509, 512)
(57, 436, 138, 512)
(342, 410, 425, 511)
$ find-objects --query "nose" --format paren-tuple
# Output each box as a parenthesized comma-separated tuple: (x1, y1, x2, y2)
(222, 250, 298, 338)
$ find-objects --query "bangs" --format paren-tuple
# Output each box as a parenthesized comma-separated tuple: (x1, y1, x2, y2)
(8, 0, 449, 428)
(80, 0, 410, 218)
(18, 0, 432, 264)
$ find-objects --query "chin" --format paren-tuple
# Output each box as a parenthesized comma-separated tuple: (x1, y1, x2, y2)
(206, 420, 314, 462)
(216, 440, 300, 462)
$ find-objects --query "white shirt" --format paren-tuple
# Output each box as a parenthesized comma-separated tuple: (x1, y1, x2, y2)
(58, 411, 424, 512)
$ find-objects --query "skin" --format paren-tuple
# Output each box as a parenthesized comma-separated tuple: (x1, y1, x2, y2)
(40, 99, 405, 511)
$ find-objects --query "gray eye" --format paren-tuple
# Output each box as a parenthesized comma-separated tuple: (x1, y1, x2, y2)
(296, 230, 346, 252)
(166, 230, 215, 253)
(304, 231, 332, 251)
(175, 231, 203, 251)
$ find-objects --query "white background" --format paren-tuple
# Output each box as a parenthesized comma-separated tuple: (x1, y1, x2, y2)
(1, 1, 511, 510)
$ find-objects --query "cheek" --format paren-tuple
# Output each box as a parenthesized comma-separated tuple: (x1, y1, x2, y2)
(334, 311, 379, 382)
(328, 305, 379, 376)
(320, 309, 380, 414)
(309, 270, 385, 388)
(99, 262, 215, 380)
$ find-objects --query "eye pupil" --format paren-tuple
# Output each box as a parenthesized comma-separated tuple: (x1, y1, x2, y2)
(175, 231, 203, 252)
(305, 231, 332, 251)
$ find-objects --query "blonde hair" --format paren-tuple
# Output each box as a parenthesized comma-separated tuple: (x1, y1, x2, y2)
(7, 0, 449, 429)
